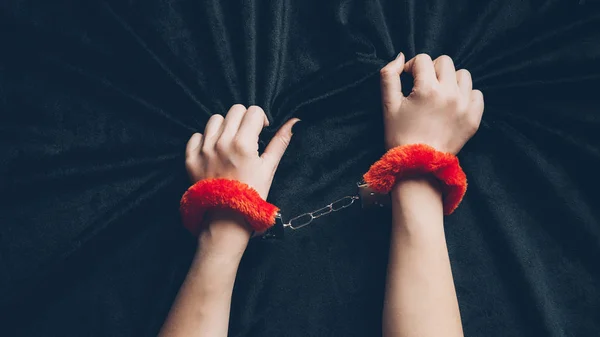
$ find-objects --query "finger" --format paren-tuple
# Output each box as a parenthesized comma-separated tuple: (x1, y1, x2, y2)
(185, 132, 203, 159)
(185, 133, 203, 180)
(470, 89, 484, 108)
(469, 89, 484, 126)
(433, 55, 457, 85)
(380, 52, 406, 107)
(219, 104, 247, 142)
(456, 69, 472, 95)
(201, 114, 225, 151)
(261, 118, 300, 171)
(404, 54, 437, 91)
(236, 106, 269, 153)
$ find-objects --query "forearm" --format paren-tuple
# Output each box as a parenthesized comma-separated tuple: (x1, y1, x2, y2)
(168, 104, 297, 336)
(382, 177, 463, 337)
(159, 214, 248, 337)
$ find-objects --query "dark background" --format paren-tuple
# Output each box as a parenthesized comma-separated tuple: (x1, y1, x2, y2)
(1, 0, 599, 336)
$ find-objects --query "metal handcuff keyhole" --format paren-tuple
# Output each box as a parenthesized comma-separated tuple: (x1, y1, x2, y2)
(259, 182, 391, 240)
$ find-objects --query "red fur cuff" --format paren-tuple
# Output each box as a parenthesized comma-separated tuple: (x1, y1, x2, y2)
(363, 144, 467, 215)
(180, 178, 279, 236)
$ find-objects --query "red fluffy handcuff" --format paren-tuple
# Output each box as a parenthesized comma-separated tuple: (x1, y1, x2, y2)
(180, 144, 467, 235)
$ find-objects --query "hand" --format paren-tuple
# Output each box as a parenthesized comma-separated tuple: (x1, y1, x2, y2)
(380, 53, 484, 154)
(185, 104, 299, 250)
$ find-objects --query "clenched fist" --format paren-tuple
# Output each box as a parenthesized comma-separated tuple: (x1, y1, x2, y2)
(380, 53, 484, 154)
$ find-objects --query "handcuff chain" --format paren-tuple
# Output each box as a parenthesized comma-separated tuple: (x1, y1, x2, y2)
(283, 195, 360, 230)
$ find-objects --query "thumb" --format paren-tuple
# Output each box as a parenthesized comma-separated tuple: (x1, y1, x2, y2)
(261, 118, 300, 172)
(380, 52, 406, 108)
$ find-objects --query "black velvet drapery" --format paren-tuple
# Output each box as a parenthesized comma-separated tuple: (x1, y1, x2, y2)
(1, 0, 599, 336)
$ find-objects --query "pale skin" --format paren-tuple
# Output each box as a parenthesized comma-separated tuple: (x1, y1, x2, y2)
(380, 53, 483, 337)
(159, 53, 484, 337)
(159, 104, 299, 337)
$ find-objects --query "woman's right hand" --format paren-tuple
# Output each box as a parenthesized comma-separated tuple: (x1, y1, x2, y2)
(379, 53, 484, 154)
(379, 53, 479, 337)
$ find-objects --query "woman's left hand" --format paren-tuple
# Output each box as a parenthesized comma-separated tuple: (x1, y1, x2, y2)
(185, 104, 299, 254)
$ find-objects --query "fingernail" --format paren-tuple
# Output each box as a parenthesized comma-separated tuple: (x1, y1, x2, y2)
(395, 52, 403, 60)
(291, 120, 303, 134)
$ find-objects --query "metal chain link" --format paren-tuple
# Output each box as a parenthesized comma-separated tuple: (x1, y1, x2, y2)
(283, 195, 360, 230)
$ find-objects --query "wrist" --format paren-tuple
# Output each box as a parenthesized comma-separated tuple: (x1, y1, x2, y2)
(196, 209, 251, 262)
(391, 176, 444, 215)
(390, 176, 445, 236)
(391, 175, 442, 202)
(391, 175, 442, 197)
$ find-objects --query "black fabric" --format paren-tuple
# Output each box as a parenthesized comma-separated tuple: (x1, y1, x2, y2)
(2, 0, 600, 336)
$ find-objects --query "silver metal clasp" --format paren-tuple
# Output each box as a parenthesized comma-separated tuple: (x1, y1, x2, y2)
(259, 181, 390, 240)
(357, 182, 391, 209)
